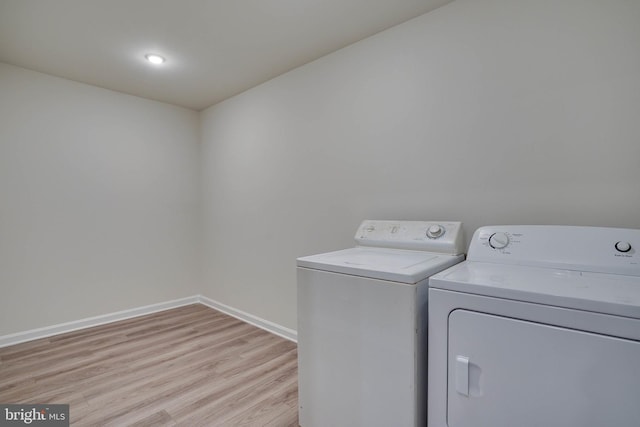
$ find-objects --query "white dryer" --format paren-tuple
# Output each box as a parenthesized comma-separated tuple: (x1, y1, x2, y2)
(297, 220, 465, 427)
(428, 225, 640, 427)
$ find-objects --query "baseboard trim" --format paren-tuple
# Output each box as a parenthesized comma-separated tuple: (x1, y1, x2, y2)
(0, 296, 199, 348)
(199, 296, 297, 343)
(0, 295, 297, 348)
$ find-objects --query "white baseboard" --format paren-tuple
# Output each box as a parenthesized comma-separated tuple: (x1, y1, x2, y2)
(0, 296, 199, 348)
(0, 295, 297, 348)
(199, 296, 297, 343)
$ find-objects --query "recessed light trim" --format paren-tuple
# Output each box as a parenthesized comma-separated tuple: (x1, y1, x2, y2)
(145, 54, 165, 65)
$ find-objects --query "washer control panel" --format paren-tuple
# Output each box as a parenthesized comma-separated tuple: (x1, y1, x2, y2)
(469, 225, 640, 276)
(355, 220, 464, 255)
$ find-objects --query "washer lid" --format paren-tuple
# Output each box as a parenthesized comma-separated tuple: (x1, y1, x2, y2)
(429, 261, 640, 319)
(297, 247, 464, 284)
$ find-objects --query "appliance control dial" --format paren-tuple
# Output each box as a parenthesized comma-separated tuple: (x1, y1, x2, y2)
(426, 224, 445, 239)
(489, 232, 510, 249)
(615, 241, 632, 253)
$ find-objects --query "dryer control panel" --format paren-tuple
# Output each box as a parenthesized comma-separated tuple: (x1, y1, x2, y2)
(469, 225, 640, 276)
(355, 220, 464, 255)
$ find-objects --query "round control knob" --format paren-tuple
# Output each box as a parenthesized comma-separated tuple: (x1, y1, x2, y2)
(615, 241, 632, 253)
(489, 232, 509, 249)
(427, 224, 444, 239)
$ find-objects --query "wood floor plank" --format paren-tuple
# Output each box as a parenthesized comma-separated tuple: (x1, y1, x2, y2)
(127, 410, 177, 427)
(79, 339, 296, 426)
(170, 353, 298, 426)
(34, 320, 255, 389)
(72, 331, 279, 425)
(0, 304, 299, 426)
(217, 371, 298, 426)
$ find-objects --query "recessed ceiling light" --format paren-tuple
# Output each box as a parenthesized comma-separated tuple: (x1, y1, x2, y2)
(145, 54, 165, 65)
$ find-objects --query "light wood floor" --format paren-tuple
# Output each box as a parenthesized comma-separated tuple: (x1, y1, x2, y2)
(0, 304, 299, 426)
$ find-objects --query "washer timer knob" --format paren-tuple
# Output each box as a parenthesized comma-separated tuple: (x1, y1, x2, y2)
(615, 241, 632, 253)
(427, 224, 445, 239)
(489, 232, 510, 249)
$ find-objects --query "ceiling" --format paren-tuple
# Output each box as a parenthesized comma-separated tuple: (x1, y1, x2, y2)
(0, 0, 452, 111)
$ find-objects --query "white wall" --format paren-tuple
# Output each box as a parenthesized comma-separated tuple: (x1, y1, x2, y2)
(200, 0, 640, 330)
(2, 0, 639, 337)
(0, 63, 201, 336)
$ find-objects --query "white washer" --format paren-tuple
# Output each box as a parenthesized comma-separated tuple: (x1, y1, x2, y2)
(428, 225, 640, 427)
(297, 220, 465, 427)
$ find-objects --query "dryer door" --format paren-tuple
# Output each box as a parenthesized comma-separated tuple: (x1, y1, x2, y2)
(447, 309, 640, 427)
